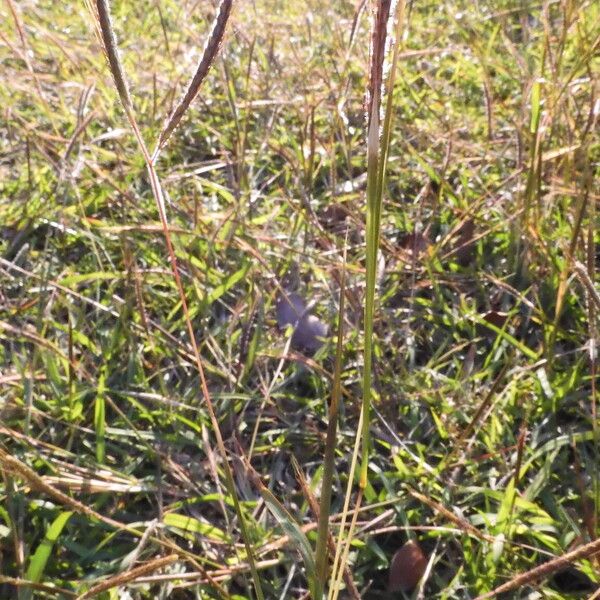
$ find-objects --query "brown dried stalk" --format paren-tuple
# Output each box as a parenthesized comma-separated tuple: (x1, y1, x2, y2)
(153, 0, 233, 158)
(475, 536, 600, 599)
(407, 488, 494, 543)
(0, 575, 76, 598)
(91, 3, 264, 598)
(0, 446, 127, 531)
(367, 0, 392, 127)
(77, 554, 178, 599)
(0, 444, 227, 583)
(573, 260, 600, 311)
(5, 0, 46, 103)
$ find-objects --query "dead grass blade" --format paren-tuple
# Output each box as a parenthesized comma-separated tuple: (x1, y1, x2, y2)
(475, 535, 600, 599)
(77, 554, 178, 599)
(4, 0, 47, 105)
(0, 576, 76, 598)
(0, 445, 130, 532)
(407, 488, 494, 543)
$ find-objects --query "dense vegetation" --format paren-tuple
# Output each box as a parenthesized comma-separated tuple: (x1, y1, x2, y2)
(1, 0, 599, 598)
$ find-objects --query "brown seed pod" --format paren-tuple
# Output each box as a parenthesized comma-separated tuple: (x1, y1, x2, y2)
(388, 540, 427, 593)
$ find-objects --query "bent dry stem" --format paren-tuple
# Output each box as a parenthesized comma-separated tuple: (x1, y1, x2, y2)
(92, 1, 264, 598)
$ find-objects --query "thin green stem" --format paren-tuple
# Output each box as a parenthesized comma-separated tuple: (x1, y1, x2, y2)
(315, 246, 347, 590)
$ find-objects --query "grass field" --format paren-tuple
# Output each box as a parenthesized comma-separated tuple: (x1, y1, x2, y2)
(1, 0, 599, 598)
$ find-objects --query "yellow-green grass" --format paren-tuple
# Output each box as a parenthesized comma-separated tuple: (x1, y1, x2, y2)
(0, 0, 599, 598)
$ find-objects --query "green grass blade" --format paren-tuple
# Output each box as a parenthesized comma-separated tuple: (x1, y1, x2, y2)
(315, 246, 347, 590)
(163, 512, 229, 542)
(25, 511, 73, 589)
(254, 472, 319, 598)
(471, 314, 540, 361)
(360, 96, 381, 489)
(95, 367, 107, 464)
(360, 0, 402, 489)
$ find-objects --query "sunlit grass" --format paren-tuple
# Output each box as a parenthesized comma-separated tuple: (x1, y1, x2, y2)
(0, 0, 598, 598)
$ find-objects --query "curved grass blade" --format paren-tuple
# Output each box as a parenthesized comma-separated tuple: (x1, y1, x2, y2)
(25, 510, 73, 598)
(245, 459, 318, 599)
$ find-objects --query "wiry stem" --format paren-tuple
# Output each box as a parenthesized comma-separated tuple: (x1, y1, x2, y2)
(315, 247, 347, 591)
(153, 0, 233, 159)
(475, 534, 600, 599)
(359, 0, 393, 488)
(91, 2, 264, 598)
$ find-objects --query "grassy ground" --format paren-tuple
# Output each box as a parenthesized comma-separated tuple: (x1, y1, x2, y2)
(1, 0, 599, 598)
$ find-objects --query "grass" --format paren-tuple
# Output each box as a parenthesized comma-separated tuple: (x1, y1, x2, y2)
(1, 0, 599, 598)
